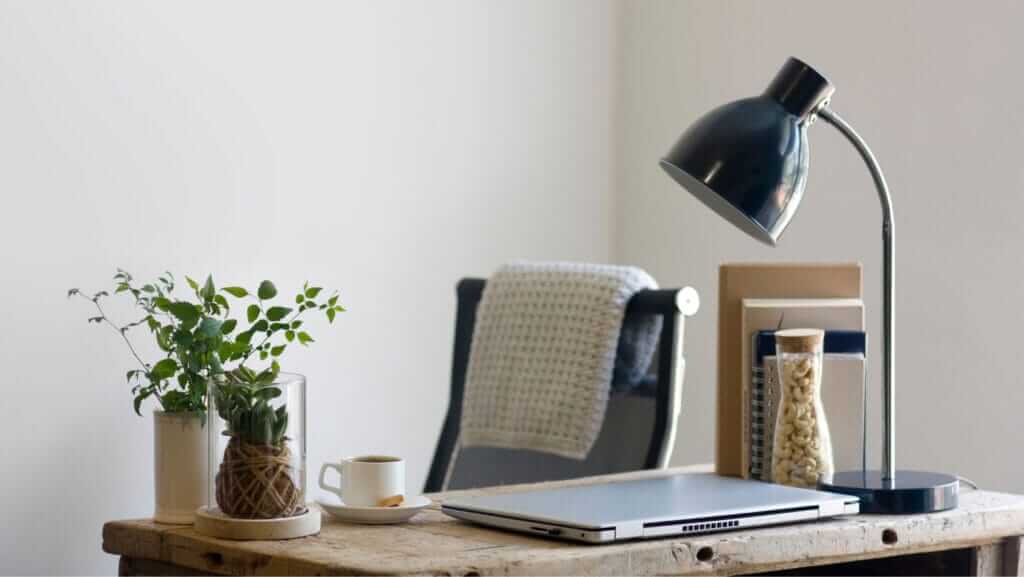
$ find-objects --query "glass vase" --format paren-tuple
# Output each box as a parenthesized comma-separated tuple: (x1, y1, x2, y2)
(207, 372, 307, 519)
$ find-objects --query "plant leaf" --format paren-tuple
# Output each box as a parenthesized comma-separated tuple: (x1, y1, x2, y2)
(167, 302, 200, 328)
(247, 304, 260, 323)
(266, 306, 292, 321)
(271, 344, 286, 357)
(197, 317, 223, 338)
(305, 287, 322, 299)
(327, 308, 336, 323)
(223, 286, 248, 298)
(221, 319, 238, 334)
(252, 319, 268, 332)
(151, 358, 178, 380)
(295, 293, 305, 304)
(256, 387, 282, 400)
(157, 326, 174, 351)
(285, 330, 295, 342)
(214, 294, 229, 310)
(257, 280, 277, 300)
(186, 276, 199, 291)
(201, 276, 216, 301)
(297, 332, 314, 345)
(172, 329, 193, 348)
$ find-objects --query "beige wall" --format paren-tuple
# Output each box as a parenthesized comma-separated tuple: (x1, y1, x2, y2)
(614, 0, 1024, 488)
(0, 1, 614, 573)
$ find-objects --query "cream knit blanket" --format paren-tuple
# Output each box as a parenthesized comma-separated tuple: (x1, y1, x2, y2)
(458, 261, 659, 459)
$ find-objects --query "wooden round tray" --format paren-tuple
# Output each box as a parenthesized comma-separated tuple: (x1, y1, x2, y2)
(194, 506, 320, 540)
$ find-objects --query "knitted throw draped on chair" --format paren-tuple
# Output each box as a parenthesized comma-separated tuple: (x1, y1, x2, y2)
(457, 261, 660, 461)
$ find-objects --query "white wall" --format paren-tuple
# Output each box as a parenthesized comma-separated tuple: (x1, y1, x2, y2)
(6, 1, 1024, 573)
(615, 0, 1024, 488)
(0, 1, 615, 573)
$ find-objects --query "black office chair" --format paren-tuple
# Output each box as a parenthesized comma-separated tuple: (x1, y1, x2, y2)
(424, 278, 699, 492)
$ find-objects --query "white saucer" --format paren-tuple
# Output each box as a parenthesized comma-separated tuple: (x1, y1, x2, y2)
(316, 495, 432, 525)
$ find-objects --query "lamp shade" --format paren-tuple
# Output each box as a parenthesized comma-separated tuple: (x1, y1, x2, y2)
(659, 58, 834, 245)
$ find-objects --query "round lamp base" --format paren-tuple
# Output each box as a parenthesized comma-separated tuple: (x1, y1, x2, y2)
(818, 470, 959, 514)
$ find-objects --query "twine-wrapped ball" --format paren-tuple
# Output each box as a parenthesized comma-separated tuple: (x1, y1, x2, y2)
(215, 436, 304, 519)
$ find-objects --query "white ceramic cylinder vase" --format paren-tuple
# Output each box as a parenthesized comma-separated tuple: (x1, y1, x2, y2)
(154, 411, 209, 524)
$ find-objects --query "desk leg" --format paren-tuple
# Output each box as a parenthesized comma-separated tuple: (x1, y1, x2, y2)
(969, 538, 1024, 576)
(1002, 537, 1024, 576)
(972, 543, 1003, 576)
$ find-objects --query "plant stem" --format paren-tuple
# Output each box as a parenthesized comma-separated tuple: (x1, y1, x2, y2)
(78, 293, 150, 371)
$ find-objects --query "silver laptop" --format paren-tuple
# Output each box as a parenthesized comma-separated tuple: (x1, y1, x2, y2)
(442, 473, 859, 543)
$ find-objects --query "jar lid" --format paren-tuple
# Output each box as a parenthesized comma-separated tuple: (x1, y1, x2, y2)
(775, 328, 824, 352)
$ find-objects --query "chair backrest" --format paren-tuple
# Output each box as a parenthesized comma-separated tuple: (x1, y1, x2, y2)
(424, 278, 699, 492)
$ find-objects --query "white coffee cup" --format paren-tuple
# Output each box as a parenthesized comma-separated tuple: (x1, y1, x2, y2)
(319, 455, 405, 507)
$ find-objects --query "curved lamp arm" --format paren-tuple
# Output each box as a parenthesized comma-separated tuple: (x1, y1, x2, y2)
(817, 106, 896, 482)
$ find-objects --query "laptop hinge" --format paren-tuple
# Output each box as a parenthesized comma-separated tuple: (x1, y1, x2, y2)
(615, 520, 644, 540)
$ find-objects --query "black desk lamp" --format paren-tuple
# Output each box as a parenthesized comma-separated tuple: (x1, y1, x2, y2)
(660, 57, 958, 514)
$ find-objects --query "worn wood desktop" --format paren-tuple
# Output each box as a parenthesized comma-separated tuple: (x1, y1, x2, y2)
(103, 466, 1024, 576)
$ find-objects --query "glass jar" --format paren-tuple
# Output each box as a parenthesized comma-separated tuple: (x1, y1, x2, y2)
(207, 371, 307, 519)
(771, 329, 833, 487)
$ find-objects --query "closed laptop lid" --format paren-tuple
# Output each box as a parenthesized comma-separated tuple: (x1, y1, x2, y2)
(442, 473, 855, 529)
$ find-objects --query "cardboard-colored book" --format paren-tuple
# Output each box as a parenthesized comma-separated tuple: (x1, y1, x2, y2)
(717, 263, 862, 477)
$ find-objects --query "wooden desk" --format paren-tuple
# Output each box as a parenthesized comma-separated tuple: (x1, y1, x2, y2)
(103, 466, 1024, 576)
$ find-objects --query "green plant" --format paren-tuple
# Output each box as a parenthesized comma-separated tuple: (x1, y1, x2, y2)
(210, 278, 343, 444)
(71, 272, 344, 418)
(69, 270, 233, 414)
(208, 279, 342, 518)
(213, 366, 288, 446)
(75, 271, 344, 518)
(215, 279, 344, 368)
